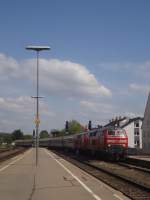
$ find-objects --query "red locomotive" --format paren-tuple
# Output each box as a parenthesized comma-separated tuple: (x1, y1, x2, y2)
(71, 126, 128, 160)
(40, 126, 128, 160)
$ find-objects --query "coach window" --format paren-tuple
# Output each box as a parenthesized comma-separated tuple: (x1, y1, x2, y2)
(90, 131, 97, 137)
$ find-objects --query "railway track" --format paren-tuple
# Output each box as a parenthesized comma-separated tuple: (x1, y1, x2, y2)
(126, 157, 150, 170)
(0, 148, 12, 153)
(118, 162, 150, 174)
(0, 147, 27, 162)
(51, 150, 150, 200)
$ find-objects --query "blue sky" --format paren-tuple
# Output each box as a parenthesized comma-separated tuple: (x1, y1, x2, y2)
(0, 0, 149, 133)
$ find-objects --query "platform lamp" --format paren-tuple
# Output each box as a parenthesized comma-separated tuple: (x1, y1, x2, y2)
(26, 45, 50, 166)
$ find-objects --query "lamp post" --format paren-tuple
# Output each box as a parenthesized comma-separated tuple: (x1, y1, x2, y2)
(26, 45, 50, 166)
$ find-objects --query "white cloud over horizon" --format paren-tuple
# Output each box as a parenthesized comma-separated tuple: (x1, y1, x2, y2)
(129, 83, 150, 94)
(80, 100, 113, 114)
(0, 54, 148, 133)
(0, 96, 55, 132)
(0, 53, 112, 98)
(0, 53, 112, 132)
(0, 96, 53, 116)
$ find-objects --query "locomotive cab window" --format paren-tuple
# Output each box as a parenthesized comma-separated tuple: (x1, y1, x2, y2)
(108, 130, 115, 135)
(108, 129, 125, 136)
(116, 129, 126, 136)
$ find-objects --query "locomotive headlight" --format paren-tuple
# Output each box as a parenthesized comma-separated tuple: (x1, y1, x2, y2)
(108, 144, 111, 147)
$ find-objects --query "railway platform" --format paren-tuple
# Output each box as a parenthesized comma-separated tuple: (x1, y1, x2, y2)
(0, 148, 130, 200)
(128, 155, 150, 161)
(127, 155, 150, 168)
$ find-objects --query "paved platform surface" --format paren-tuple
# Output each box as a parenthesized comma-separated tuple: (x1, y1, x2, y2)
(0, 148, 131, 200)
(128, 155, 150, 161)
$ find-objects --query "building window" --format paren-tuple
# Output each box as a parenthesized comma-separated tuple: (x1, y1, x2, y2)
(134, 131, 139, 136)
(134, 140, 140, 147)
(135, 122, 139, 127)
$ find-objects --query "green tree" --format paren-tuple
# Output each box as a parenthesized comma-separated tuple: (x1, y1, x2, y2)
(0, 133, 12, 144)
(50, 120, 84, 137)
(67, 120, 84, 135)
(39, 130, 49, 138)
(4, 134, 13, 144)
(23, 134, 32, 139)
(12, 129, 24, 140)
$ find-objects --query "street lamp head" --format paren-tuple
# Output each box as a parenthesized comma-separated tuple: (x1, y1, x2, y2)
(26, 45, 50, 51)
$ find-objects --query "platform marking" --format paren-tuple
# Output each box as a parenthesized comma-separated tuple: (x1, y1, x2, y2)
(0, 148, 32, 172)
(113, 194, 124, 200)
(45, 149, 102, 200)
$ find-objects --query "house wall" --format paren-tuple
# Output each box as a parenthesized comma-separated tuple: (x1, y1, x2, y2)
(124, 123, 134, 148)
(123, 120, 142, 149)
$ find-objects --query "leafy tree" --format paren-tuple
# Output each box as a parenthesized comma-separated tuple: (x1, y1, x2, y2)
(0, 133, 12, 144)
(50, 120, 84, 137)
(66, 120, 84, 135)
(4, 134, 13, 144)
(59, 129, 66, 136)
(39, 130, 49, 138)
(23, 134, 32, 139)
(12, 129, 24, 140)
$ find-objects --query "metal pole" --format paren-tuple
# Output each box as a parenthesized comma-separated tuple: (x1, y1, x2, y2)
(36, 50, 39, 166)
(25, 45, 50, 166)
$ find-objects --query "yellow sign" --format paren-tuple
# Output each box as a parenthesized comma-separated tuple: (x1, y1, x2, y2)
(34, 117, 40, 125)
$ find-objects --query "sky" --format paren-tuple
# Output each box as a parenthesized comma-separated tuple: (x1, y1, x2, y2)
(0, 0, 150, 133)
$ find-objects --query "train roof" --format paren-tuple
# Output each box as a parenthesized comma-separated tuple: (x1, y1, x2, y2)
(14, 139, 33, 143)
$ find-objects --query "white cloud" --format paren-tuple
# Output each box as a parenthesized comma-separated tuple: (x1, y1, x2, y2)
(0, 53, 113, 132)
(0, 96, 32, 113)
(0, 96, 54, 116)
(0, 54, 148, 132)
(99, 61, 150, 87)
(0, 54, 112, 98)
(0, 54, 20, 80)
(129, 83, 150, 94)
(137, 61, 150, 79)
(23, 59, 112, 98)
(80, 100, 113, 114)
(0, 96, 55, 131)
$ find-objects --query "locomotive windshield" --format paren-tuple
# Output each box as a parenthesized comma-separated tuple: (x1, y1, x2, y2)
(108, 128, 125, 136)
